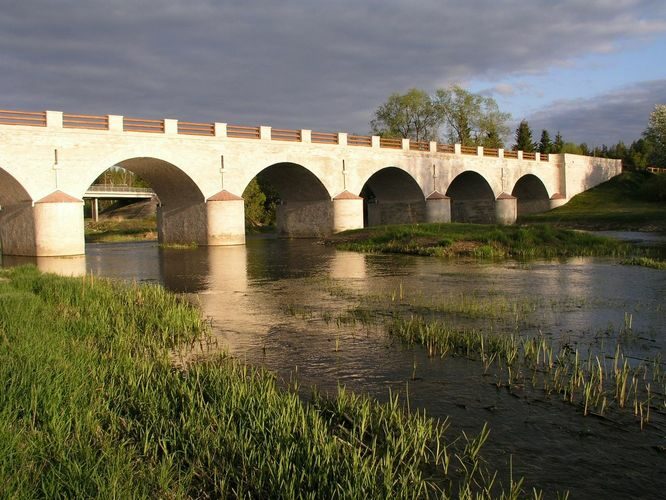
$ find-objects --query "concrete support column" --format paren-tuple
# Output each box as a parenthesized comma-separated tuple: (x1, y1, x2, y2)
(0, 191, 85, 256)
(157, 201, 207, 246)
(495, 193, 517, 225)
(425, 191, 451, 223)
(332, 191, 364, 233)
(206, 190, 246, 246)
(91, 198, 99, 222)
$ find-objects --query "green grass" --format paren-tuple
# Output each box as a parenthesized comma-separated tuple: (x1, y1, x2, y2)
(0, 266, 532, 498)
(522, 171, 666, 231)
(620, 257, 666, 270)
(331, 223, 629, 259)
(85, 217, 157, 243)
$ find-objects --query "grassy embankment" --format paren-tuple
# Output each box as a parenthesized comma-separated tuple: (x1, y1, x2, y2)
(85, 218, 157, 243)
(331, 172, 666, 261)
(0, 266, 534, 498)
(522, 170, 666, 232)
(331, 223, 630, 259)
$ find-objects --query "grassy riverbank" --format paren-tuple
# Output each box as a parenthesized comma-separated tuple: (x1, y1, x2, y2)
(330, 223, 630, 259)
(522, 171, 666, 231)
(85, 218, 157, 243)
(0, 266, 530, 498)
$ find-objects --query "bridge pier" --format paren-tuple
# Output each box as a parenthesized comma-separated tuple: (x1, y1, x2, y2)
(425, 191, 451, 223)
(495, 193, 517, 225)
(157, 201, 207, 246)
(276, 200, 334, 237)
(332, 191, 364, 233)
(0, 191, 84, 256)
(206, 191, 246, 245)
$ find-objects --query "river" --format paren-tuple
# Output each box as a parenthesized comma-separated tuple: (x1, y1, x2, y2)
(3, 237, 665, 498)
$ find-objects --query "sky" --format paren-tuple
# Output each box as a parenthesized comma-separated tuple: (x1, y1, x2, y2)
(2, 0, 665, 147)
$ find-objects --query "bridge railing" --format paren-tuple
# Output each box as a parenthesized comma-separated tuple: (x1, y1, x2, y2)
(409, 140, 429, 152)
(348, 134, 372, 147)
(380, 137, 402, 149)
(311, 131, 338, 144)
(86, 185, 155, 193)
(227, 125, 261, 139)
(63, 113, 109, 130)
(0, 110, 46, 127)
(271, 128, 301, 142)
(0, 108, 565, 164)
(124, 117, 165, 133)
(178, 121, 215, 136)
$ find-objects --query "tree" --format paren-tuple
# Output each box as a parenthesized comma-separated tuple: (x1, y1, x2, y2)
(644, 104, 666, 166)
(370, 88, 440, 141)
(433, 85, 511, 147)
(553, 131, 564, 153)
(538, 130, 552, 154)
(513, 120, 535, 152)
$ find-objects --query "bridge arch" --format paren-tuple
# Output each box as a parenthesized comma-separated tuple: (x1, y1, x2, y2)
(359, 166, 425, 226)
(511, 174, 551, 217)
(84, 156, 206, 245)
(243, 162, 332, 237)
(446, 171, 496, 223)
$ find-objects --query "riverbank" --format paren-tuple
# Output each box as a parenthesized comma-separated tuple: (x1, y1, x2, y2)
(0, 266, 530, 498)
(522, 170, 666, 232)
(85, 218, 157, 243)
(329, 223, 632, 259)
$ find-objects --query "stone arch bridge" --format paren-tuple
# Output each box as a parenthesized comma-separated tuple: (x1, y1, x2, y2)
(0, 109, 621, 256)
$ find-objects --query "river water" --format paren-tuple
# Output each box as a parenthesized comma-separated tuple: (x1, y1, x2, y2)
(3, 237, 665, 498)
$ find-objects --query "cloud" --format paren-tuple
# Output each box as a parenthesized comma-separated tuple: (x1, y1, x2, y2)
(1, 0, 665, 134)
(527, 79, 666, 145)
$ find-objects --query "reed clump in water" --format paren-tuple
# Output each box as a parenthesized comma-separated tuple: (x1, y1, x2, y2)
(389, 317, 666, 428)
(0, 266, 534, 498)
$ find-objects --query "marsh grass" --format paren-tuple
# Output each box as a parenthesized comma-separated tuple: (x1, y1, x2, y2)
(390, 317, 666, 427)
(331, 223, 631, 259)
(0, 266, 533, 498)
(620, 257, 666, 270)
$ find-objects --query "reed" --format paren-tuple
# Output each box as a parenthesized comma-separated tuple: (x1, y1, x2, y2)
(389, 316, 665, 427)
(0, 266, 530, 498)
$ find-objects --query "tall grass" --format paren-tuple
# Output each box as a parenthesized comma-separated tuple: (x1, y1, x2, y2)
(333, 223, 631, 259)
(389, 317, 666, 427)
(0, 266, 532, 498)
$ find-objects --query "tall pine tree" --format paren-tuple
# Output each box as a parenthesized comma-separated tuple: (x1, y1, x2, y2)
(538, 129, 552, 154)
(553, 131, 564, 153)
(513, 120, 535, 152)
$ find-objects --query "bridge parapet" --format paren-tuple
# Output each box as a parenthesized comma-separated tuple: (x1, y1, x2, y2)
(0, 108, 556, 163)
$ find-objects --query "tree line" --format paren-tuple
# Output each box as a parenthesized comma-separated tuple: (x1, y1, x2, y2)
(371, 88, 666, 169)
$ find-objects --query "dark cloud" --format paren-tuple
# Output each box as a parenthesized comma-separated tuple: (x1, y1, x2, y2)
(1, 0, 665, 134)
(528, 79, 666, 145)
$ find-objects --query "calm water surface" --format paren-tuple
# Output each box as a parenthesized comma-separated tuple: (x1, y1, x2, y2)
(4, 237, 665, 498)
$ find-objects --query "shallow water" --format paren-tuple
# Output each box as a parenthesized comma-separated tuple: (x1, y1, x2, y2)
(3, 238, 665, 497)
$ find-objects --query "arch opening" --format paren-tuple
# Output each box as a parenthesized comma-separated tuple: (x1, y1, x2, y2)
(85, 157, 206, 245)
(0, 167, 36, 256)
(511, 174, 550, 217)
(242, 162, 332, 237)
(445, 171, 495, 223)
(359, 167, 425, 227)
